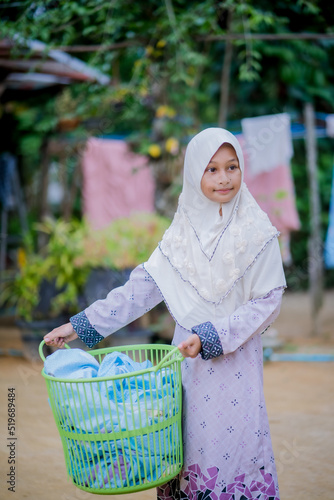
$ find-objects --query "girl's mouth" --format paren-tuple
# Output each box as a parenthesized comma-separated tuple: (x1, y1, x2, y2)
(215, 188, 232, 193)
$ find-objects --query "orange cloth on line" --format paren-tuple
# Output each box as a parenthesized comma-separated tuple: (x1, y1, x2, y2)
(243, 163, 300, 234)
(237, 134, 300, 233)
(237, 135, 300, 264)
(82, 138, 155, 229)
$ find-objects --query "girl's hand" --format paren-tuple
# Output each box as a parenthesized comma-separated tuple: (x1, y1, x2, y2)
(44, 322, 78, 348)
(178, 334, 201, 358)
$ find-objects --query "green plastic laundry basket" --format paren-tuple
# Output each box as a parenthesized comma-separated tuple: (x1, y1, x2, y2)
(39, 341, 184, 495)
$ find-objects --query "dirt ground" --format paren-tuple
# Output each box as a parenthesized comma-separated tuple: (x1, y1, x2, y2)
(0, 290, 334, 500)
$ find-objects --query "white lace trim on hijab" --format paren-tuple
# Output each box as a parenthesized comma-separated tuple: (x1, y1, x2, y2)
(158, 185, 278, 304)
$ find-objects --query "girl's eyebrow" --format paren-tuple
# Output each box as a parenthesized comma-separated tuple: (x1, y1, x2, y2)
(209, 157, 238, 164)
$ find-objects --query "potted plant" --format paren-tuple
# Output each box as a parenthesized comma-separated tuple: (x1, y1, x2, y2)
(1, 217, 90, 358)
(77, 213, 171, 306)
(1, 213, 171, 355)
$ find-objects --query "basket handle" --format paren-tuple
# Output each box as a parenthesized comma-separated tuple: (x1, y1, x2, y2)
(39, 339, 71, 362)
(153, 346, 184, 371)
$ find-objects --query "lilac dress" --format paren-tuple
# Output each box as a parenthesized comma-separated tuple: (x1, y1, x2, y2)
(70, 264, 283, 500)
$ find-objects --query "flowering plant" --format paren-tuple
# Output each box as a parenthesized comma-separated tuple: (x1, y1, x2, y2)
(76, 213, 170, 270)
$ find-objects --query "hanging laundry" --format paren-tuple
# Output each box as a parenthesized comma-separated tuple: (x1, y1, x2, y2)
(0, 153, 15, 209)
(237, 132, 300, 265)
(324, 164, 334, 268)
(82, 138, 155, 230)
(241, 113, 293, 177)
(325, 115, 334, 138)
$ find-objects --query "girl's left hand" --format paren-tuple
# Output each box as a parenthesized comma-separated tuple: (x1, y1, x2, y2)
(178, 334, 201, 358)
(44, 322, 78, 348)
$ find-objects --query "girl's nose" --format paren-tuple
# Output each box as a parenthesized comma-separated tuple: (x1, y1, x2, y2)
(219, 170, 229, 184)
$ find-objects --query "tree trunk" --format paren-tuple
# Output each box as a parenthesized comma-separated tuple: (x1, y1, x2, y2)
(218, 10, 233, 128)
(304, 102, 323, 336)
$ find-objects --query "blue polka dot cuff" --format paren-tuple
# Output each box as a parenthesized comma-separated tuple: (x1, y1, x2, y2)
(70, 311, 104, 348)
(192, 321, 224, 360)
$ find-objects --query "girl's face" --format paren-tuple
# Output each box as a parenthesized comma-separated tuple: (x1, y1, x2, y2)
(201, 144, 242, 204)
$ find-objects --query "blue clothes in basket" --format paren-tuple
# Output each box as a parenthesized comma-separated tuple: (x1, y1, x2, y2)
(44, 349, 178, 489)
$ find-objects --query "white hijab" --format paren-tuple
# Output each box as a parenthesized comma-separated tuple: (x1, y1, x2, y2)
(144, 128, 286, 330)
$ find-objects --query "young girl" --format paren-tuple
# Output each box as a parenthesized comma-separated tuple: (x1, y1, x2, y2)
(45, 128, 286, 500)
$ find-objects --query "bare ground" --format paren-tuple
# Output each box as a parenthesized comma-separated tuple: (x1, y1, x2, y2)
(0, 290, 334, 500)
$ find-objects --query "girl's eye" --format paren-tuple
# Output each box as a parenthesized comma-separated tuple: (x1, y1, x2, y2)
(207, 167, 216, 173)
(228, 165, 238, 171)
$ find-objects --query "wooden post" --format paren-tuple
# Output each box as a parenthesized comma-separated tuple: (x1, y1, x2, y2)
(39, 141, 50, 221)
(304, 102, 323, 335)
(218, 10, 233, 128)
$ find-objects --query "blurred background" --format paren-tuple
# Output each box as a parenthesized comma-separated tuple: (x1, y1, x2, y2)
(0, 2, 334, 499)
(1, 0, 334, 344)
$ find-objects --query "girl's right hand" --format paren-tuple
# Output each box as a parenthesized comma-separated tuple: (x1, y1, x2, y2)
(178, 333, 202, 358)
(44, 322, 78, 348)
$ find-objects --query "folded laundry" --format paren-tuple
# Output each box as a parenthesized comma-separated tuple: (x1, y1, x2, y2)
(44, 349, 179, 490)
(44, 348, 100, 379)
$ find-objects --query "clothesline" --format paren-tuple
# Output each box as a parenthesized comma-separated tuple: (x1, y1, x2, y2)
(98, 112, 334, 143)
(225, 112, 333, 140)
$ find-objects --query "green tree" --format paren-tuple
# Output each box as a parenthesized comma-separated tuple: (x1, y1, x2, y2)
(2, 0, 334, 285)
(3, 1, 333, 125)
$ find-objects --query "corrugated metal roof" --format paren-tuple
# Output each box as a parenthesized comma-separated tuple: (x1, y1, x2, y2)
(0, 37, 110, 93)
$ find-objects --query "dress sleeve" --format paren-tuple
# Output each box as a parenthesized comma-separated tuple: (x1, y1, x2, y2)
(70, 264, 163, 348)
(192, 288, 284, 359)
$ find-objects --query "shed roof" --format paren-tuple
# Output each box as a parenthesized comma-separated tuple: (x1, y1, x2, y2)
(0, 36, 110, 95)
